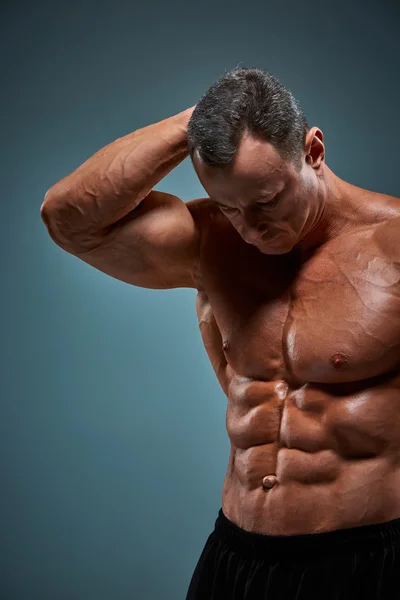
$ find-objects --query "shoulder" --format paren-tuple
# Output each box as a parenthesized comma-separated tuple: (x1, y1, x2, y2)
(184, 197, 244, 289)
(185, 197, 244, 250)
(373, 215, 400, 265)
(184, 197, 217, 289)
(185, 196, 232, 239)
(185, 196, 220, 223)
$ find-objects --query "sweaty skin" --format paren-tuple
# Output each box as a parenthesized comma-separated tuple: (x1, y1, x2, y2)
(43, 113, 400, 537)
(190, 199, 400, 535)
(186, 132, 400, 536)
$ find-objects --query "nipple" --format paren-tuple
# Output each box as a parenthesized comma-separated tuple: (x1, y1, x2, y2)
(222, 340, 229, 352)
(262, 475, 278, 489)
(330, 353, 349, 368)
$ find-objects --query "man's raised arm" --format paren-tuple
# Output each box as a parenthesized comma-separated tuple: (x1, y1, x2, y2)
(40, 106, 202, 290)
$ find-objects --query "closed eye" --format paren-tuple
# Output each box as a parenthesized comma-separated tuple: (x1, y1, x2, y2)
(255, 195, 280, 209)
(218, 194, 281, 214)
(219, 205, 238, 213)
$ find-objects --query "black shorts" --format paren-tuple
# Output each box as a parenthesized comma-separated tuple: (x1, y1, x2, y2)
(186, 507, 400, 599)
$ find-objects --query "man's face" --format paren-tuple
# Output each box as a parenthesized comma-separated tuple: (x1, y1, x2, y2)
(192, 131, 323, 255)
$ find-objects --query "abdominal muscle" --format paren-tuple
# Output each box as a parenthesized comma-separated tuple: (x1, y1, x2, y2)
(221, 376, 400, 535)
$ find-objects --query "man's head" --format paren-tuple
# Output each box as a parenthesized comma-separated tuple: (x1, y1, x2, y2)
(187, 67, 327, 255)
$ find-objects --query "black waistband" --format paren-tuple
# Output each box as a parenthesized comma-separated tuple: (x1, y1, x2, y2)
(214, 508, 400, 558)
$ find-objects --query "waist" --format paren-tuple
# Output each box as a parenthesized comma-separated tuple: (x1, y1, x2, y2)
(222, 460, 400, 535)
(214, 506, 400, 559)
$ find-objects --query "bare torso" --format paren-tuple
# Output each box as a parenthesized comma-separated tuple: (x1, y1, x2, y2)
(188, 186, 400, 535)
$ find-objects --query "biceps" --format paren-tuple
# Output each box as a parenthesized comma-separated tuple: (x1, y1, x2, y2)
(70, 192, 201, 289)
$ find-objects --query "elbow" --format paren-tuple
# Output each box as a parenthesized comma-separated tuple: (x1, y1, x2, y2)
(40, 202, 65, 249)
(40, 188, 72, 250)
(40, 188, 101, 253)
(40, 186, 60, 231)
(40, 183, 64, 214)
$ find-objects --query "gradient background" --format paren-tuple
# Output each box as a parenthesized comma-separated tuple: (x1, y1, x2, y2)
(2, 0, 399, 598)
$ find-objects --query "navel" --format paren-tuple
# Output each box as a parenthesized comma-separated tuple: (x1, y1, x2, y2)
(262, 475, 278, 489)
(330, 352, 349, 368)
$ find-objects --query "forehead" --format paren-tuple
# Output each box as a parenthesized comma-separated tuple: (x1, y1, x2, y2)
(230, 131, 287, 179)
(193, 131, 290, 202)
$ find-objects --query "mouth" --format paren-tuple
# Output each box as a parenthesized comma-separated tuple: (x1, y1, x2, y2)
(256, 233, 294, 254)
(259, 233, 283, 245)
(243, 231, 287, 248)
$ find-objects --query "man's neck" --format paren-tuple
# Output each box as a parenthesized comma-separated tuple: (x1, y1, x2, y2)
(296, 165, 354, 260)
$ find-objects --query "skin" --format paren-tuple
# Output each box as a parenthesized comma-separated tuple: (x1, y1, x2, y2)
(187, 127, 400, 534)
(44, 115, 400, 536)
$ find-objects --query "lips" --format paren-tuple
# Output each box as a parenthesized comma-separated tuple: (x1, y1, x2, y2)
(245, 232, 283, 246)
(261, 233, 282, 244)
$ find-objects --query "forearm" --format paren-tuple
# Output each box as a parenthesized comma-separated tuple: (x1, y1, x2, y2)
(41, 106, 194, 234)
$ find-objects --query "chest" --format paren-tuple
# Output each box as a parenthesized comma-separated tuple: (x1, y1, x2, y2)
(197, 227, 400, 384)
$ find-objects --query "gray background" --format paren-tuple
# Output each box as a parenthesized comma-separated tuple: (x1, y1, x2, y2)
(2, 0, 399, 598)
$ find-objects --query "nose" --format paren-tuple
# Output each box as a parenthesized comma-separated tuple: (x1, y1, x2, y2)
(240, 216, 269, 244)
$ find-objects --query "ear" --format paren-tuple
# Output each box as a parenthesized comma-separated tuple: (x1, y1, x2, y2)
(304, 127, 325, 168)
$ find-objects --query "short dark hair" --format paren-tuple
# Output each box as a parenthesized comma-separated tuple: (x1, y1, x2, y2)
(187, 66, 309, 171)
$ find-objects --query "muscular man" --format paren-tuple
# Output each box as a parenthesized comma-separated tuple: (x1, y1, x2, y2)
(41, 67, 400, 599)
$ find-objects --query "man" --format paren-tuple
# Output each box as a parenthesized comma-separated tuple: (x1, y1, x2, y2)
(41, 67, 400, 599)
